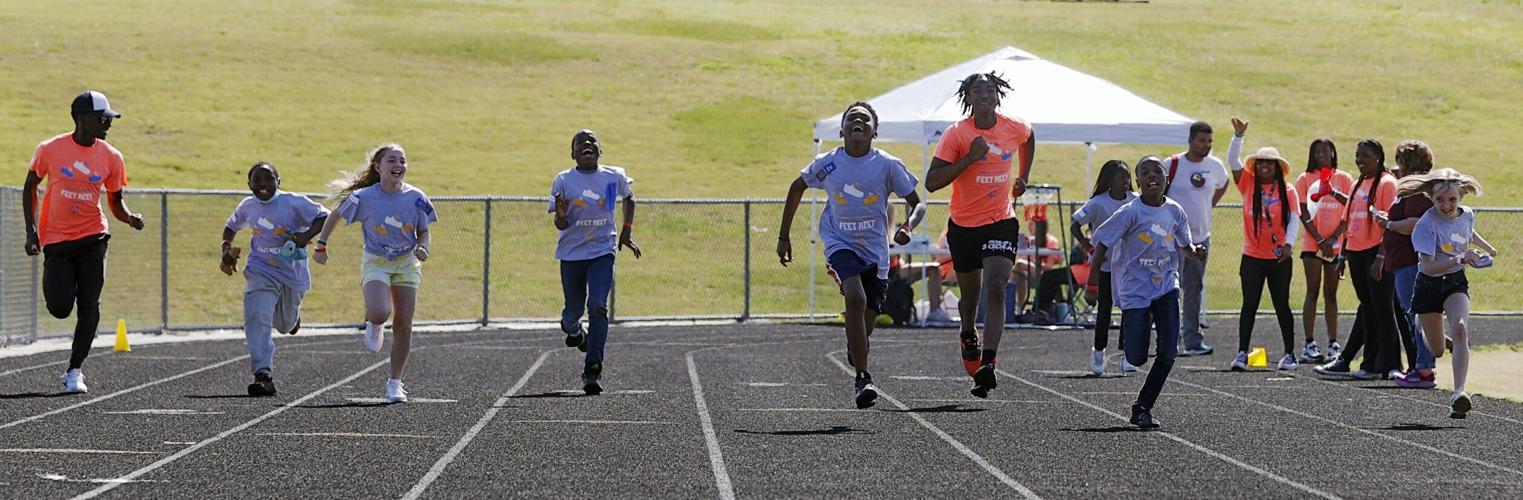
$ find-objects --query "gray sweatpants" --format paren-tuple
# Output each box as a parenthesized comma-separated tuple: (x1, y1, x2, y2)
(244, 268, 304, 376)
(1179, 240, 1209, 350)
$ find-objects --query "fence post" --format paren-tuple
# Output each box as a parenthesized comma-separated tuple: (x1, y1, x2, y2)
(31, 254, 38, 343)
(160, 191, 169, 333)
(481, 199, 491, 327)
(742, 199, 751, 322)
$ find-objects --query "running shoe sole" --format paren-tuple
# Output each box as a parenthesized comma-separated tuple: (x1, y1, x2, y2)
(855, 386, 878, 409)
(1450, 394, 1472, 419)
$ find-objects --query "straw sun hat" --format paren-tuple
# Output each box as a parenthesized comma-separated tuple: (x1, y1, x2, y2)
(1241, 147, 1291, 178)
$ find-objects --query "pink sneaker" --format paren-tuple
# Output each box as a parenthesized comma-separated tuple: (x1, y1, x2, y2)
(1394, 370, 1436, 389)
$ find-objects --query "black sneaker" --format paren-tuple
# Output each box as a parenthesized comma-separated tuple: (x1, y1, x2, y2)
(582, 363, 603, 396)
(1313, 358, 1354, 378)
(1130, 404, 1160, 429)
(247, 372, 277, 397)
(970, 363, 997, 398)
(960, 331, 982, 377)
(854, 372, 878, 409)
(564, 324, 587, 350)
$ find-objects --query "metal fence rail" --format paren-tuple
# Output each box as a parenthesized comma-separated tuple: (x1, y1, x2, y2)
(3, 187, 1521, 346)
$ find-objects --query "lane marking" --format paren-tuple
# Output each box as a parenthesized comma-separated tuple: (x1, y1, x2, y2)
(1166, 376, 1523, 477)
(256, 432, 436, 439)
(402, 350, 553, 500)
(687, 349, 736, 500)
(101, 409, 224, 415)
(345, 397, 458, 404)
(827, 351, 1042, 499)
(72, 358, 392, 499)
(890, 375, 966, 381)
(904, 398, 1056, 404)
(1301, 376, 1523, 427)
(1, 448, 158, 454)
(504, 419, 678, 425)
(997, 368, 1339, 499)
(1076, 391, 1209, 396)
(736, 407, 872, 413)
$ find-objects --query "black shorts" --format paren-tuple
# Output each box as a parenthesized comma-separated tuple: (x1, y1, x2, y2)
(945, 217, 1019, 273)
(827, 250, 888, 312)
(1412, 271, 1468, 314)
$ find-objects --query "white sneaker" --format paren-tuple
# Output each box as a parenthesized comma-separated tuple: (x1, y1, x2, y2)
(363, 321, 384, 353)
(926, 308, 952, 324)
(1277, 354, 1299, 371)
(1450, 391, 1471, 419)
(385, 378, 408, 403)
(1089, 349, 1105, 376)
(1299, 341, 1323, 363)
(1120, 356, 1138, 373)
(1230, 352, 1249, 371)
(1326, 341, 1343, 361)
(62, 369, 88, 394)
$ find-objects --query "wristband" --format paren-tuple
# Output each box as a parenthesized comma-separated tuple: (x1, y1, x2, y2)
(313, 247, 326, 254)
(316, 239, 327, 247)
(778, 236, 790, 242)
(898, 223, 911, 233)
(623, 221, 633, 229)
(222, 239, 233, 248)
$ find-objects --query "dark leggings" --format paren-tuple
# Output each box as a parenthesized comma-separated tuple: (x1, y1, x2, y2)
(43, 236, 109, 370)
(1092, 270, 1123, 351)
(1343, 248, 1401, 374)
(1238, 256, 1296, 355)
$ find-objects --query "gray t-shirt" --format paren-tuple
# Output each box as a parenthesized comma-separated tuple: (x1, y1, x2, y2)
(1411, 206, 1475, 276)
(549, 165, 634, 261)
(225, 191, 330, 292)
(1072, 191, 1137, 272)
(1092, 198, 1194, 310)
(336, 183, 438, 259)
(801, 147, 919, 281)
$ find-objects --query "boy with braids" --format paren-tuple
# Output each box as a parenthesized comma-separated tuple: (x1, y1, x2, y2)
(925, 72, 1036, 398)
(780, 101, 925, 409)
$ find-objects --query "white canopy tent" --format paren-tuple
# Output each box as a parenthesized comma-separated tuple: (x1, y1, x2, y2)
(812, 46, 1196, 186)
(803, 46, 1196, 319)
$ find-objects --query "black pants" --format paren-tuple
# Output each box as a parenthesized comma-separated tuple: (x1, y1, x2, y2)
(1238, 256, 1296, 355)
(1032, 267, 1071, 314)
(43, 235, 109, 370)
(1091, 270, 1123, 351)
(1342, 248, 1401, 374)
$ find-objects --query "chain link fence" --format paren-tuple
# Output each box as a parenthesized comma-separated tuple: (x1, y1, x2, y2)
(3, 187, 1521, 346)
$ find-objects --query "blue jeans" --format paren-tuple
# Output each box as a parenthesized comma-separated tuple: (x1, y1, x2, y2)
(1123, 290, 1180, 410)
(1393, 265, 1434, 370)
(561, 253, 615, 365)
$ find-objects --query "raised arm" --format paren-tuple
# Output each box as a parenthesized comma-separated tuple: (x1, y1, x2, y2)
(1226, 117, 1248, 186)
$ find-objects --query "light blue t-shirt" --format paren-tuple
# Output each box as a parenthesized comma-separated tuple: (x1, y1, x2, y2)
(225, 191, 330, 292)
(800, 147, 919, 281)
(335, 183, 438, 259)
(549, 165, 634, 261)
(1411, 206, 1475, 276)
(1091, 198, 1193, 310)
(1072, 191, 1137, 272)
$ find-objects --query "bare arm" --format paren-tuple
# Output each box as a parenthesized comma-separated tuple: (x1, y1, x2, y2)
(22, 172, 40, 255)
(107, 190, 144, 230)
(1071, 220, 1092, 252)
(777, 177, 808, 266)
(1387, 217, 1419, 235)
(619, 196, 641, 258)
(1015, 131, 1036, 195)
(1473, 229, 1497, 256)
(312, 209, 343, 265)
(1087, 243, 1109, 287)
(895, 191, 927, 245)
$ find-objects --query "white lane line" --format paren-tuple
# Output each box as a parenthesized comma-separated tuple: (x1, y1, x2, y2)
(736, 407, 873, 413)
(687, 349, 736, 500)
(0, 448, 158, 455)
(0, 336, 373, 433)
(346, 397, 458, 404)
(72, 358, 391, 499)
(1301, 376, 1523, 427)
(1166, 376, 1523, 477)
(996, 368, 1339, 499)
(401, 350, 553, 500)
(0, 356, 248, 432)
(904, 398, 1056, 404)
(827, 352, 1042, 499)
(256, 432, 436, 439)
(1076, 391, 1210, 396)
(505, 419, 678, 425)
(101, 409, 224, 415)
(890, 375, 966, 381)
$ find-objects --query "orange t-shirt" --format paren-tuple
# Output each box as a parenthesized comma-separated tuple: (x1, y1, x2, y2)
(1343, 174, 1397, 252)
(1236, 173, 1300, 260)
(1293, 169, 1354, 254)
(934, 114, 1032, 227)
(28, 133, 127, 247)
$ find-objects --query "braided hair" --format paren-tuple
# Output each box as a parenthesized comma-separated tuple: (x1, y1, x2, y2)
(1250, 158, 1291, 236)
(1348, 139, 1386, 231)
(956, 72, 1012, 116)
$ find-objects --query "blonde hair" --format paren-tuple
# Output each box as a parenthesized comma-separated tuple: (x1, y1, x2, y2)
(1395, 167, 1482, 199)
(329, 143, 403, 201)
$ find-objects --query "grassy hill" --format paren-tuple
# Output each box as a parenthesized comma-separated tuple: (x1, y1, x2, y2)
(4, 0, 1523, 203)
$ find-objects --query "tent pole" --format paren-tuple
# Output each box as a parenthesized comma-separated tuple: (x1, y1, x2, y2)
(808, 140, 821, 320)
(1084, 142, 1098, 195)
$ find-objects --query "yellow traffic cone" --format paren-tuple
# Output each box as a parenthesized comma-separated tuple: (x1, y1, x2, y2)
(114, 319, 131, 352)
(1247, 347, 1267, 368)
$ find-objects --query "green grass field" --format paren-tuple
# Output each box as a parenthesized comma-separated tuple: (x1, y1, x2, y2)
(7, 0, 1523, 333)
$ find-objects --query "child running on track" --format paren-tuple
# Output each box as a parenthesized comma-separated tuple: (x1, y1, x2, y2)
(1292, 138, 1352, 363)
(22, 91, 144, 394)
(924, 72, 1036, 399)
(1224, 118, 1303, 371)
(1070, 159, 1136, 376)
(550, 129, 641, 396)
(220, 161, 329, 396)
(1400, 168, 1494, 418)
(314, 143, 438, 403)
(779, 102, 924, 409)
(1089, 156, 1206, 429)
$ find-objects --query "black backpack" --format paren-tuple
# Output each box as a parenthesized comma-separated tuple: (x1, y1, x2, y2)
(881, 273, 916, 326)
